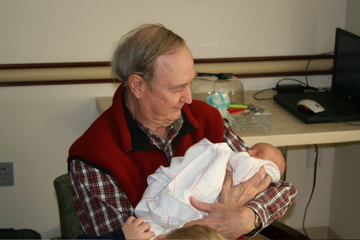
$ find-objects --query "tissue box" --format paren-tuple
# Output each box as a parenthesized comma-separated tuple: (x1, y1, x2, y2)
(227, 112, 272, 131)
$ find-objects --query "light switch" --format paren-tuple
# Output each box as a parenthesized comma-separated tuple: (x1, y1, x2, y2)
(0, 162, 14, 186)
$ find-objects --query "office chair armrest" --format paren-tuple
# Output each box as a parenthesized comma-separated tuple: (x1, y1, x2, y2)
(259, 220, 311, 240)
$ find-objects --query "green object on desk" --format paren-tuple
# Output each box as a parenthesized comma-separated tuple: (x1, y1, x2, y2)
(227, 104, 248, 109)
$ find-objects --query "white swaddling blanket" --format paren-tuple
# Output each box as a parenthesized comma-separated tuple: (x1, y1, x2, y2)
(135, 138, 280, 237)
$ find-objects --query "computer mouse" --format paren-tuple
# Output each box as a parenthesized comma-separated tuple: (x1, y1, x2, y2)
(297, 99, 325, 114)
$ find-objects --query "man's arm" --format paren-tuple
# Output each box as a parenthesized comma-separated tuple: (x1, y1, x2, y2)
(69, 159, 134, 236)
(186, 197, 257, 238)
(219, 165, 297, 235)
(184, 166, 271, 238)
(184, 167, 296, 239)
(213, 120, 298, 238)
(245, 180, 297, 236)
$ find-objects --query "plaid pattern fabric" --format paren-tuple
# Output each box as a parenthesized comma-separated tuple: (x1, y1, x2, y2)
(134, 115, 183, 164)
(69, 119, 296, 236)
(223, 120, 249, 152)
(69, 160, 133, 236)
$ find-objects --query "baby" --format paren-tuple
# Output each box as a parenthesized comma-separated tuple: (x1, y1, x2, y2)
(135, 138, 285, 237)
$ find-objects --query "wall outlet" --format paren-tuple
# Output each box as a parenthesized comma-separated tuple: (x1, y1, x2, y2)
(0, 162, 14, 186)
(307, 146, 322, 167)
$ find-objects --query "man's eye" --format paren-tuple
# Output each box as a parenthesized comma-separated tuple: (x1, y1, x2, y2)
(172, 87, 184, 92)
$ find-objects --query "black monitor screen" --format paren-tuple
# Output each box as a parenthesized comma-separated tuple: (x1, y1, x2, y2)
(332, 28, 360, 102)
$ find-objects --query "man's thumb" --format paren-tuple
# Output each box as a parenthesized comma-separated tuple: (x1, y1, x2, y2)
(189, 196, 211, 213)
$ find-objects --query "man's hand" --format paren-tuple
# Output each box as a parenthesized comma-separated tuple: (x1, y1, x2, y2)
(122, 216, 155, 240)
(185, 167, 271, 239)
(184, 197, 256, 239)
(220, 166, 271, 207)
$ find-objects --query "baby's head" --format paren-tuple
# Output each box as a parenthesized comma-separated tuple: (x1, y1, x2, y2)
(247, 142, 286, 175)
(160, 225, 225, 239)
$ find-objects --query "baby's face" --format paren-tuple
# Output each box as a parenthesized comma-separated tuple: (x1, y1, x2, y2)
(246, 143, 277, 161)
(247, 143, 285, 175)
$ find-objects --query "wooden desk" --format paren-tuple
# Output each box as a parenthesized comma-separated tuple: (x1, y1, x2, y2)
(96, 90, 360, 147)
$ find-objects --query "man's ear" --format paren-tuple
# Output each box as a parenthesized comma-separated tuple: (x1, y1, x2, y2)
(128, 74, 145, 98)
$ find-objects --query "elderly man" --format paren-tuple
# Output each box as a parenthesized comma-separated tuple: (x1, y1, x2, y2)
(68, 23, 296, 240)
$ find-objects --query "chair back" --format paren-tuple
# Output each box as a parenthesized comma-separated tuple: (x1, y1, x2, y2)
(54, 173, 85, 239)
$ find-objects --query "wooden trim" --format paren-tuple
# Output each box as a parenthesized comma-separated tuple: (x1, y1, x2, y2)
(2, 79, 117, 87)
(0, 55, 333, 69)
(193, 54, 333, 63)
(0, 54, 333, 87)
(0, 62, 111, 69)
(233, 70, 331, 79)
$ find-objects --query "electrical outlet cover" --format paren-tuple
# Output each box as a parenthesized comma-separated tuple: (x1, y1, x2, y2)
(0, 162, 14, 186)
(307, 146, 322, 167)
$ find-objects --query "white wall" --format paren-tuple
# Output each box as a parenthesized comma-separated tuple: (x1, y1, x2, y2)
(0, 0, 346, 63)
(0, 0, 349, 238)
(0, 83, 120, 237)
(280, 145, 335, 230)
(345, 0, 360, 35)
(329, 142, 360, 239)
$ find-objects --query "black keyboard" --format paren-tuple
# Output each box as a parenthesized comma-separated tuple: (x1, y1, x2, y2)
(308, 92, 359, 115)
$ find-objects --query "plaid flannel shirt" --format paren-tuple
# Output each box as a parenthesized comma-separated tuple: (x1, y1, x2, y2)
(69, 120, 296, 237)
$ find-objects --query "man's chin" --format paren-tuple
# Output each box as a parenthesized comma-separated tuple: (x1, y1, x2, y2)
(174, 110, 182, 118)
(167, 112, 182, 124)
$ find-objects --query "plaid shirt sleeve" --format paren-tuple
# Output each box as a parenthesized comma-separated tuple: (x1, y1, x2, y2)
(69, 159, 134, 236)
(223, 120, 297, 237)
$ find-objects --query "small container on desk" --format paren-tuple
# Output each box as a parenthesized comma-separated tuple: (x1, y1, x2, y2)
(227, 111, 272, 132)
(191, 76, 244, 118)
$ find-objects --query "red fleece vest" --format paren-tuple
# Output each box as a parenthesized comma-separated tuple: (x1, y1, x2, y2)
(68, 84, 224, 207)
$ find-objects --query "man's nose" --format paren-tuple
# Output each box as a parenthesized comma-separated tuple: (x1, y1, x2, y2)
(181, 85, 192, 104)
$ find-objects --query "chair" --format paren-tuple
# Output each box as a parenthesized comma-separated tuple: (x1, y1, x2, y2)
(54, 174, 85, 239)
(54, 173, 310, 240)
(260, 220, 310, 239)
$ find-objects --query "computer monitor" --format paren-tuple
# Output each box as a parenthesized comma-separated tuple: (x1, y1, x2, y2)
(332, 28, 360, 102)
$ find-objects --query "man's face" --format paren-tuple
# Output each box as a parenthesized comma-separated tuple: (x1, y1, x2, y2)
(138, 45, 196, 128)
